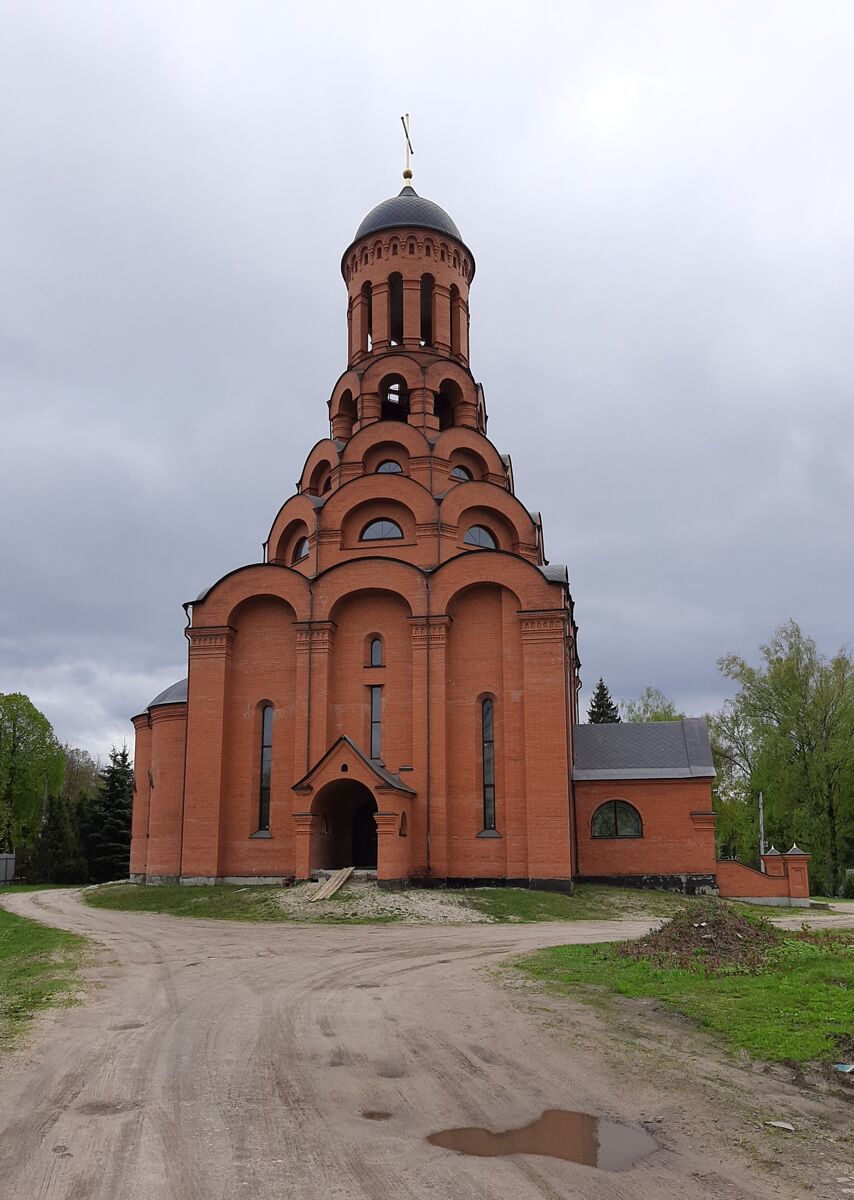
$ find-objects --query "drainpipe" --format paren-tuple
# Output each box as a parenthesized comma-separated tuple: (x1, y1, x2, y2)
(178, 601, 193, 880)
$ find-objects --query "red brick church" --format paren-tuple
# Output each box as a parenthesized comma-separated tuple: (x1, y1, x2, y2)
(130, 171, 810, 904)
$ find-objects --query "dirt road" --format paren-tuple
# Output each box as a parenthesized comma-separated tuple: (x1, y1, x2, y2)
(1, 889, 851, 1200)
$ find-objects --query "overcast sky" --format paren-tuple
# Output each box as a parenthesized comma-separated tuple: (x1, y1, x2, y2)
(2, 1, 852, 760)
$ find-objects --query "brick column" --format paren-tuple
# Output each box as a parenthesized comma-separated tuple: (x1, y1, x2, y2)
(293, 811, 318, 880)
(180, 626, 235, 881)
(372, 282, 390, 349)
(375, 807, 411, 885)
(306, 622, 336, 765)
(130, 714, 151, 880)
(781, 847, 811, 899)
(519, 611, 572, 888)
(402, 279, 421, 348)
(408, 387, 437, 433)
(147, 704, 187, 881)
(410, 615, 451, 878)
(433, 285, 451, 353)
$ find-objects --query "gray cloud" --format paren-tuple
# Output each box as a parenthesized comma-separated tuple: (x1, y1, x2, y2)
(2, 1, 852, 755)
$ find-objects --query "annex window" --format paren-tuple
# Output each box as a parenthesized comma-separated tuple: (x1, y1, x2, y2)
(591, 800, 643, 839)
(292, 536, 309, 563)
(360, 519, 403, 541)
(370, 685, 382, 759)
(376, 459, 403, 474)
(369, 637, 383, 667)
(482, 698, 495, 831)
(451, 465, 472, 481)
(258, 704, 273, 831)
(464, 524, 497, 549)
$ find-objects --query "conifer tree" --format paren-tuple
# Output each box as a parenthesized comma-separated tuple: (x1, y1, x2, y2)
(587, 678, 621, 724)
(82, 744, 134, 883)
(31, 794, 88, 883)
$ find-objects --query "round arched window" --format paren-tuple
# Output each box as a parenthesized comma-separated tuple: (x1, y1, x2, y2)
(451, 465, 473, 481)
(360, 519, 403, 541)
(292, 537, 309, 563)
(376, 460, 403, 474)
(464, 525, 497, 549)
(591, 800, 643, 839)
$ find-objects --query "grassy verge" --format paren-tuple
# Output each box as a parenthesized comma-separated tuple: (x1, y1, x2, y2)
(514, 930, 854, 1063)
(0, 890, 86, 1046)
(85, 880, 711, 924)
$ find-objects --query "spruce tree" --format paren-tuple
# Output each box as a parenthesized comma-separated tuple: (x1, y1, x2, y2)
(587, 678, 621, 724)
(82, 744, 134, 883)
(31, 794, 88, 883)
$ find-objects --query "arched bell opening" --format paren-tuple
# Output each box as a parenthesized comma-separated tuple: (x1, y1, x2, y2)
(309, 779, 378, 872)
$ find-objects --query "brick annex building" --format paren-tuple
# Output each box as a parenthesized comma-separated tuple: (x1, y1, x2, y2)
(130, 173, 810, 903)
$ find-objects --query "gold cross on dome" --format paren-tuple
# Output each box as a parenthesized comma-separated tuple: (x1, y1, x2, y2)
(401, 113, 414, 184)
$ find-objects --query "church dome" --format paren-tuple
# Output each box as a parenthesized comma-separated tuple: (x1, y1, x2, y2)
(354, 184, 463, 242)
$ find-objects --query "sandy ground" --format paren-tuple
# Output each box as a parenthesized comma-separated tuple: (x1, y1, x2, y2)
(1, 889, 853, 1200)
(277, 879, 492, 922)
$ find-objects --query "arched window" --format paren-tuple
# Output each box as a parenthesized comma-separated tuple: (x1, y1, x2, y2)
(361, 280, 373, 352)
(388, 272, 404, 344)
(369, 637, 383, 667)
(376, 459, 403, 474)
(292, 536, 309, 564)
(258, 705, 273, 831)
(451, 465, 472, 481)
(482, 698, 495, 831)
(420, 273, 434, 346)
(381, 375, 409, 422)
(360, 519, 403, 541)
(399, 811, 408, 837)
(464, 525, 497, 549)
(591, 800, 643, 839)
(369, 685, 382, 758)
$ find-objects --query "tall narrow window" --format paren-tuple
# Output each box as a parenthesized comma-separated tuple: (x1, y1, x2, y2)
(370, 686, 382, 759)
(420, 274, 434, 346)
(450, 284, 461, 355)
(361, 281, 373, 352)
(258, 704, 273, 831)
(482, 698, 495, 830)
(369, 637, 383, 667)
(388, 272, 404, 344)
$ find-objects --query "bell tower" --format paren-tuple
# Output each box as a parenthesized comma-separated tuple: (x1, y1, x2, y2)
(331, 169, 481, 441)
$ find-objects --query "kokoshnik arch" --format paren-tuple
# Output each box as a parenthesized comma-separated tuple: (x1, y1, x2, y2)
(129, 170, 811, 903)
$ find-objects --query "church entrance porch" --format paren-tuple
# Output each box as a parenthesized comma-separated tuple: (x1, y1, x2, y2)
(308, 780, 378, 873)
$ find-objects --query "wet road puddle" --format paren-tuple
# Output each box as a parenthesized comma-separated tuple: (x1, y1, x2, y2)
(427, 1108, 657, 1171)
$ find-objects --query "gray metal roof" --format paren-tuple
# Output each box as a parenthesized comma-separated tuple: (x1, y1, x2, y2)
(539, 563, 569, 584)
(147, 678, 188, 709)
(354, 184, 462, 242)
(572, 717, 716, 780)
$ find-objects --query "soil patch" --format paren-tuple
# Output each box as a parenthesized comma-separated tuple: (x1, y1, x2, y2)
(618, 899, 780, 972)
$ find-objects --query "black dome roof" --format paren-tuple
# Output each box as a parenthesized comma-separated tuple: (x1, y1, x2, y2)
(354, 184, 463, 242)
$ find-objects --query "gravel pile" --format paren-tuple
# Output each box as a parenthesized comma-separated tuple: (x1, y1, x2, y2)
(276, 880, 492, 923)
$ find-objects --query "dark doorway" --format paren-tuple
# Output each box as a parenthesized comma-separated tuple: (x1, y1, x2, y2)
(352, 799, 378, 868)
(309, 780, 377, 872)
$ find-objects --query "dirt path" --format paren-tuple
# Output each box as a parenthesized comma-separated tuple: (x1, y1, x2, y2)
(1, 889, 851, 1200)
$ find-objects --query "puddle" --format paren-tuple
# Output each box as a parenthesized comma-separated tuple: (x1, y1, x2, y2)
(426, 1109, 657, 1172)
(361, 1110, 392, 1121)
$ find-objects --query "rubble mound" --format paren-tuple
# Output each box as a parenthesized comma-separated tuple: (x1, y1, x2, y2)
(619, 900, 781, 973)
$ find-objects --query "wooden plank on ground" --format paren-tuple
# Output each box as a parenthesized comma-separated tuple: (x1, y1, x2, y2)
(309, 866, 354, 902)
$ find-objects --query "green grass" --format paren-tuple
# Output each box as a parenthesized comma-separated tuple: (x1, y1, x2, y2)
(514, 932, 854, 1063)
(458, 884, 696, 922)
(0, 893, 86, 1046)
(86, 883, 292, 921)
(85, 880, 710, 924)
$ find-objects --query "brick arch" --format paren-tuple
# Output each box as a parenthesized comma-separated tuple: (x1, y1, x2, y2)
(266, 493, 317, 562)
(192, 564, 310, 627)
(360, 353, 424, 395)
(340, 497, 418, 550)
(271, 518, 310, 568)
(310, 559, 425, 621)
(429, 552, 561, 614)
(432, 427, 507, 478)
(423, 359, 477, 401)
(298, 439, 339, 494)
(440, 482, 538, 549)
(340, 420, 430, 465)
(328, 583, 415, 624)
(319, 471, 437, 530)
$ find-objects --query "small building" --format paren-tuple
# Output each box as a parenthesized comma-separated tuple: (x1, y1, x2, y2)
(129, 174, 808, 904)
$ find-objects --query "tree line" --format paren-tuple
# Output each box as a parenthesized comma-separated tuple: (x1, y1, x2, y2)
(588, 621, 854, 896)
(0, 693, 133, 884)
